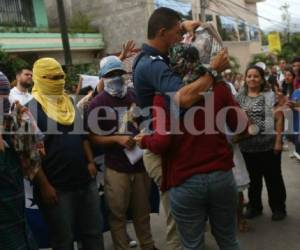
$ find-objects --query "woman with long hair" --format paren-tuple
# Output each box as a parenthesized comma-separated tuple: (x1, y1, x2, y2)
(236, 65, 287, 221)
(282, 67, 295, 97)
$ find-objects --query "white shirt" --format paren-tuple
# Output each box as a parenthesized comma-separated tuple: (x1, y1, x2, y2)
(277, 71, 285, 89)
(9, 86, 33, 105)
(226, 81, 238, 96)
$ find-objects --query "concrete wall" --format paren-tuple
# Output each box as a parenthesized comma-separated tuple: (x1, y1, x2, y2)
(43, 0, 72, 28)
(11, 50, 98, 67)
(37, 50, 97, 65)
(69, 0, 152, 53)
(224, 41, 262, 72)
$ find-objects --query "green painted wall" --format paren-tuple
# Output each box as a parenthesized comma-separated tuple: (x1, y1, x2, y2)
(32, 0, 48, 28)
(0, 33, 103, 39)
(0, 33, 105, 52)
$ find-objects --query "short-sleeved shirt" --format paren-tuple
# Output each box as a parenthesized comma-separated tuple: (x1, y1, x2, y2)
(133, 44, 183, 110)
(88, 90, 145, 173)
(236, 91, 276, 153)
(27, 99, 91, 191)
(9, 87, 33, 105)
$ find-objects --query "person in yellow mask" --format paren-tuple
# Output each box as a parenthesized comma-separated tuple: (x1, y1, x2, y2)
(28, 58, 105, 250)
(32, 57, 75, 125)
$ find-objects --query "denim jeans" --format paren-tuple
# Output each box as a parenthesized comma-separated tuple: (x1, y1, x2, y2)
(38, 180, 104, 250)
(169, 170, 240, 250)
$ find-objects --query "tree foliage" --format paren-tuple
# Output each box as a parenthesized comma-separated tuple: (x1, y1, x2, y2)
(248, 52, 277, 67)
(278, 34, 300, 62)
(0, 50, 29, 81)
(229, 56, 240, 74)
(68, 12, 97, 33)
(64, 63, 98, 91)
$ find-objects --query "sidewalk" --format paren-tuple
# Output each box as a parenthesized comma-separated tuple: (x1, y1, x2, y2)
(104, 150, 300, 249)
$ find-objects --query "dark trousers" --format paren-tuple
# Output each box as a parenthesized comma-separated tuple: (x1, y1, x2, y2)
(242, 150, 286, 213)
(38, 180, 104, 250)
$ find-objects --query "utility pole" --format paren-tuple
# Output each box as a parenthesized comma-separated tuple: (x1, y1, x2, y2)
(280, 2, 291, 43)
(200, 0, 208, 22)
(56, 0, 72, 68)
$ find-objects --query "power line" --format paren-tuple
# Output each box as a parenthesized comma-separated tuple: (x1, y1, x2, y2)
(217, 0, 287, 27)
(211, 0, 245, 22)
(220, 4, 261, 30)
(258, 2, 299, 17)
(207, 6, 260, 31)
(107, 0, 294, 31)
(212, 0, 285, 29)
(200, 0, 208, 22)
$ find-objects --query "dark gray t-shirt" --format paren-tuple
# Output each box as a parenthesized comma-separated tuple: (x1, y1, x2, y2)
(28, 99, 91, 191)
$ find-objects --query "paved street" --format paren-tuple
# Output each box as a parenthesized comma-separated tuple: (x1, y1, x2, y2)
(103, 148, 300, 250)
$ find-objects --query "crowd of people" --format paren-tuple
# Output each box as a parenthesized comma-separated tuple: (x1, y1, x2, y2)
(1, 6, 300, 250)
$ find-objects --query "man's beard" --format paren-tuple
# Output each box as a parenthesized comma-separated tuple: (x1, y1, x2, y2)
(20, 82, 32, 89)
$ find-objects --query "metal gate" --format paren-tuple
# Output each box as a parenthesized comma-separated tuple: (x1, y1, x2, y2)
(0, 0, 35, 27)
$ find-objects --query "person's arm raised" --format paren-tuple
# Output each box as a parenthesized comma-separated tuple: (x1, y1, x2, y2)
(119, 40, 136, 61)
(180, 20, 201, 39)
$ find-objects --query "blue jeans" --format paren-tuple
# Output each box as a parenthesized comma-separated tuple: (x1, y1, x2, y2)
(38, 180, 104, 250)
(170, 170, 240, 250)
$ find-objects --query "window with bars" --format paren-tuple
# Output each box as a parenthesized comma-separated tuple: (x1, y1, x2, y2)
(216, 15, 259, 42)
(216, 15, 239, 42)
(0, 0, 36, 27)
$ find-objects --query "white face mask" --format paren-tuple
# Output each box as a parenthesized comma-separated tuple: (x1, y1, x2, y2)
(103, 76, 127, 98)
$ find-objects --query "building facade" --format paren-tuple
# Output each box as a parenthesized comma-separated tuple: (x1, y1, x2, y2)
(0, 0, 104, 65)
(49, 0, 264, 72)
(45, 0, 152, 57)
(1, 0, 264, 71)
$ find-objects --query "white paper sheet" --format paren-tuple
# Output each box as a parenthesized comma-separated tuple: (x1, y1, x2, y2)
(80, 74, 99, 89)
(124, 145, 143, 165)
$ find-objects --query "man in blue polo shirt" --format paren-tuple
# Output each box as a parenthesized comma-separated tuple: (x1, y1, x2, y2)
(133, 7, 229, 111)
(133, 7, 230, 250)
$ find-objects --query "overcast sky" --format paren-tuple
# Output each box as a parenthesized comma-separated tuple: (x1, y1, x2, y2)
(257, 0, 300, 31)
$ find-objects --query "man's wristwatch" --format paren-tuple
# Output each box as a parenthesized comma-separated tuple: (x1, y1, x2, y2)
(207, 67, 222, 81)
(210, 69, 218, 78)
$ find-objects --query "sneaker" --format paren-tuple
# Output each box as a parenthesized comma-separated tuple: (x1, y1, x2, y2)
(293, 151, 300, 161)
(272, 211, 287, 221)
(282, 144, 289, 151)
(128, 240, 138, 248)
(127, 233, 137, 248)
(244, 208, 262, 219)
(289, 152, 295, 158)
